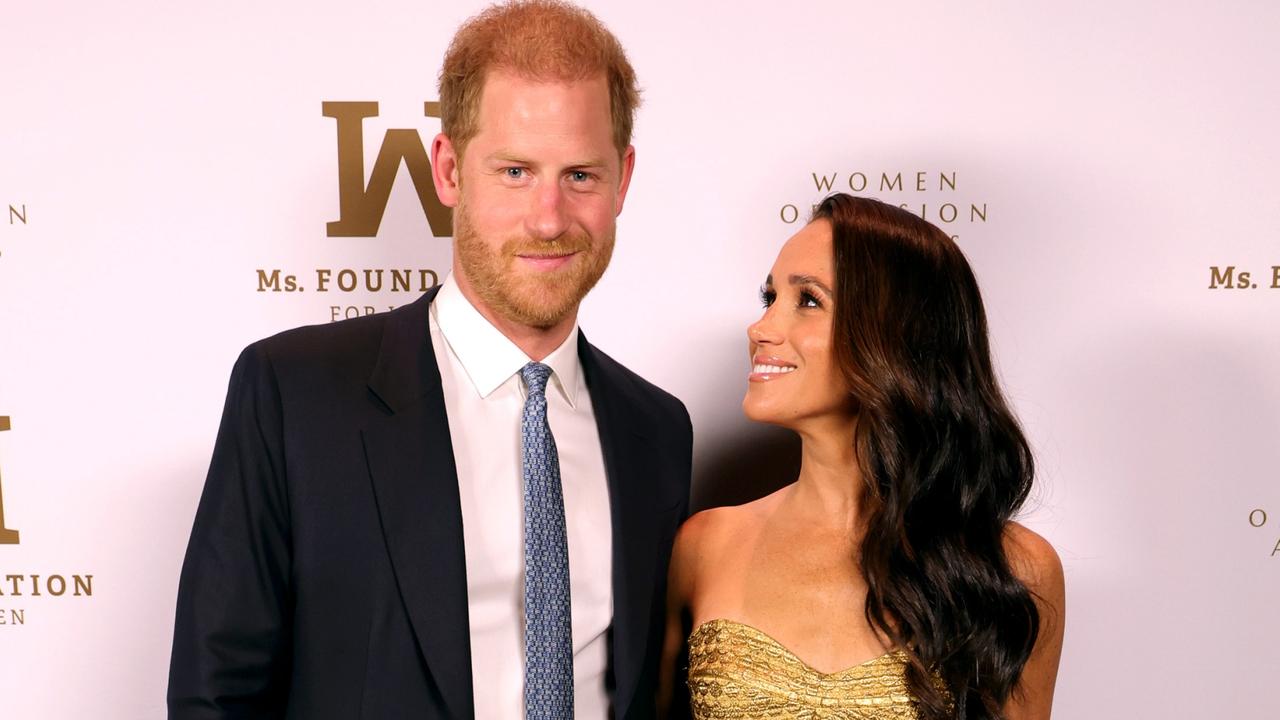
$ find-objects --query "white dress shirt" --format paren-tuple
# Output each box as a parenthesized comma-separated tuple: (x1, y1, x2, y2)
(428, 273, 613, 719)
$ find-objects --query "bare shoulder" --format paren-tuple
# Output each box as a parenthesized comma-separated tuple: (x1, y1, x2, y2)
(672, 505, 738, 571)
(1003, 522, 1065, 607)
(670, 489, 784, 599)
(1001, 524, 1066, 717)
(669, 506, 730, 602)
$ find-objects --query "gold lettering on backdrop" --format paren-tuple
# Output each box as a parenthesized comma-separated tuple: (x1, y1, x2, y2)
(313, 268, 438, 293)
(331, 306, 383, 322)
(256, 269, 301, 293)
(0, 574, 93, 597)
(1246, 509, 1278, 557)
(324, 101, 453, 238)
(807, 173, 959, 194)
(0, 416, 18, 545)
(1208, 265, 1254, 289)
(783, 170, 986, 239)
(1202, 265, 1280, 291)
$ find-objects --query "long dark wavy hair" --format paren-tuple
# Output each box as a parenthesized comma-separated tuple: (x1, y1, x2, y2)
(812, 194, 1039, 719)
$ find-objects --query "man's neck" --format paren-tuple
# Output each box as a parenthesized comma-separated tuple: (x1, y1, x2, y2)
(451, 272, 577, 362)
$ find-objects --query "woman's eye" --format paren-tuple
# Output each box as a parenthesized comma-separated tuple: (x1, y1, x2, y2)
(759, 287, 776, 308)
(799, 291, 822, 308)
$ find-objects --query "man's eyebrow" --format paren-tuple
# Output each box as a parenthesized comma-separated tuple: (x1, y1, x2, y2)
(488, 150, 531, 164)
(789, 274, 833, 296)
(485, 150, 610, 169)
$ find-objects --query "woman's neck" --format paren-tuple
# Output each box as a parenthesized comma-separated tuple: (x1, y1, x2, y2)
(789, 417, 864, 532)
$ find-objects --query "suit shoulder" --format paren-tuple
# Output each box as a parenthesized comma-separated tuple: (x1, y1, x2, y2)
(232, 300, 423, 395)
(251, 310, 388, 365)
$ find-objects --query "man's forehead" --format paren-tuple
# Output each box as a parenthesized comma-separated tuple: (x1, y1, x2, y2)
(467, 69, 619, 162)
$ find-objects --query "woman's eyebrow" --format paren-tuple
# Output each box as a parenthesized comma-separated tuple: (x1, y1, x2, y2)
(789, 274, 833, 296)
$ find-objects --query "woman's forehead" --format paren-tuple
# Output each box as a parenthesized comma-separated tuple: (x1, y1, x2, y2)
(771, 220, 834, 284)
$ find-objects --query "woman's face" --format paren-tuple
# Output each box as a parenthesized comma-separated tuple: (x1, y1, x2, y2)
(743, 219, 855, 429)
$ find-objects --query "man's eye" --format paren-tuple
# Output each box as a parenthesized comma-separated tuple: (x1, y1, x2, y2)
(505, 168, 525, 179)
(570, 171, 591, 182)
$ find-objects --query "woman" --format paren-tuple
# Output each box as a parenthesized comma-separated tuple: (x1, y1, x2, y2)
(660, 194, 1065, 719)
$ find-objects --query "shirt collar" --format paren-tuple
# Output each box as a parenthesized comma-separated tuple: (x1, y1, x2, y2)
(432, 273, 581, 408)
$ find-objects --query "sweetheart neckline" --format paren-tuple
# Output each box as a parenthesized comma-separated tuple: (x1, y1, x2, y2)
(690, 618, 904, 679)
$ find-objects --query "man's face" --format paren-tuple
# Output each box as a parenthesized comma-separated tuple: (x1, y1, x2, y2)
(446, 70, 634, 329)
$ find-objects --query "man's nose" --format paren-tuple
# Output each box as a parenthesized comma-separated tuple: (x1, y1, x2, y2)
(526, 180, 571, 241)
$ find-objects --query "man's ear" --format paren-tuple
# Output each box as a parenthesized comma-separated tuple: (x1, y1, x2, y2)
(431, 132, 461, 208)
(614, 144, 636, 216)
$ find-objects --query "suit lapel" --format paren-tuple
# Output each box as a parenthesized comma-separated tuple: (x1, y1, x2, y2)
(362, 288, 475, 720)
(359, 301, 665, 719)
(579, 335, 662, 719)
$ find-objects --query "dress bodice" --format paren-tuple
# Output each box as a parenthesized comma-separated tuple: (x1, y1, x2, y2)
(687, 619, 921, 719)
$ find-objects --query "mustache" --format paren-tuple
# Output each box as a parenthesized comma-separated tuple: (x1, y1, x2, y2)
(502, 232, 593, 258)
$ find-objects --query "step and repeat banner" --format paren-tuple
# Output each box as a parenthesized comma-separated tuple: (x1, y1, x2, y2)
(1, 0, 1277, 717)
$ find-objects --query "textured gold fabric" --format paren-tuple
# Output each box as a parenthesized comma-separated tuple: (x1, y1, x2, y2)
(687, 619, 920, 719)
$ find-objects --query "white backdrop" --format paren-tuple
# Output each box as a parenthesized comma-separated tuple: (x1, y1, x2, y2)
(1, 1, 1277, 717)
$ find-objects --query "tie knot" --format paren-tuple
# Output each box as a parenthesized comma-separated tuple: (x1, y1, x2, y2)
(520, 361, 553, 397)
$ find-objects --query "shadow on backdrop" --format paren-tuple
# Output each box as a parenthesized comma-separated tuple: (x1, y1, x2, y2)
(692, 420, 801, 512)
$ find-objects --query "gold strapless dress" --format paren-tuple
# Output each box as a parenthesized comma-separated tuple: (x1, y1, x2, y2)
(687, 619, 920, 719)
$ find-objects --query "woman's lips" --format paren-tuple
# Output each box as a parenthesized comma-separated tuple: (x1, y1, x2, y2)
(748, 358, 798, 382)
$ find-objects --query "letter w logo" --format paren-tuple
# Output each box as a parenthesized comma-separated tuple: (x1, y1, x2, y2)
(324, 101, 453, 238)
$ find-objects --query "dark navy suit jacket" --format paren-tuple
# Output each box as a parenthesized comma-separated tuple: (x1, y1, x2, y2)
(168, 287, 693, 719)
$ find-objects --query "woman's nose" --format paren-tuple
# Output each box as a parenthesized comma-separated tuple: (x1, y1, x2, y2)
(747, 310, 782, 347)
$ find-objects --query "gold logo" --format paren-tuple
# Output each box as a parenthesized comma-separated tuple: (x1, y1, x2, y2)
(7, 205, 25, 226)
(324, 101, 453, 238)
(0, 416, 18, 545)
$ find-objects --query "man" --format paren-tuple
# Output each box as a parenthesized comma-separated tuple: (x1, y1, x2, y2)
(167, 2, 692, 718)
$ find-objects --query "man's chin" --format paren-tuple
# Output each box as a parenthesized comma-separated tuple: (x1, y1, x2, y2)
(499, 290, 579, 329)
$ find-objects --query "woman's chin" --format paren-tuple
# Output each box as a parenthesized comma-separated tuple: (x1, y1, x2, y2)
(741, 397, 788, 427)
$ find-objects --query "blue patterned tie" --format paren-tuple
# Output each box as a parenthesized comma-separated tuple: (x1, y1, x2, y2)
(520, 362, 574, 719)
